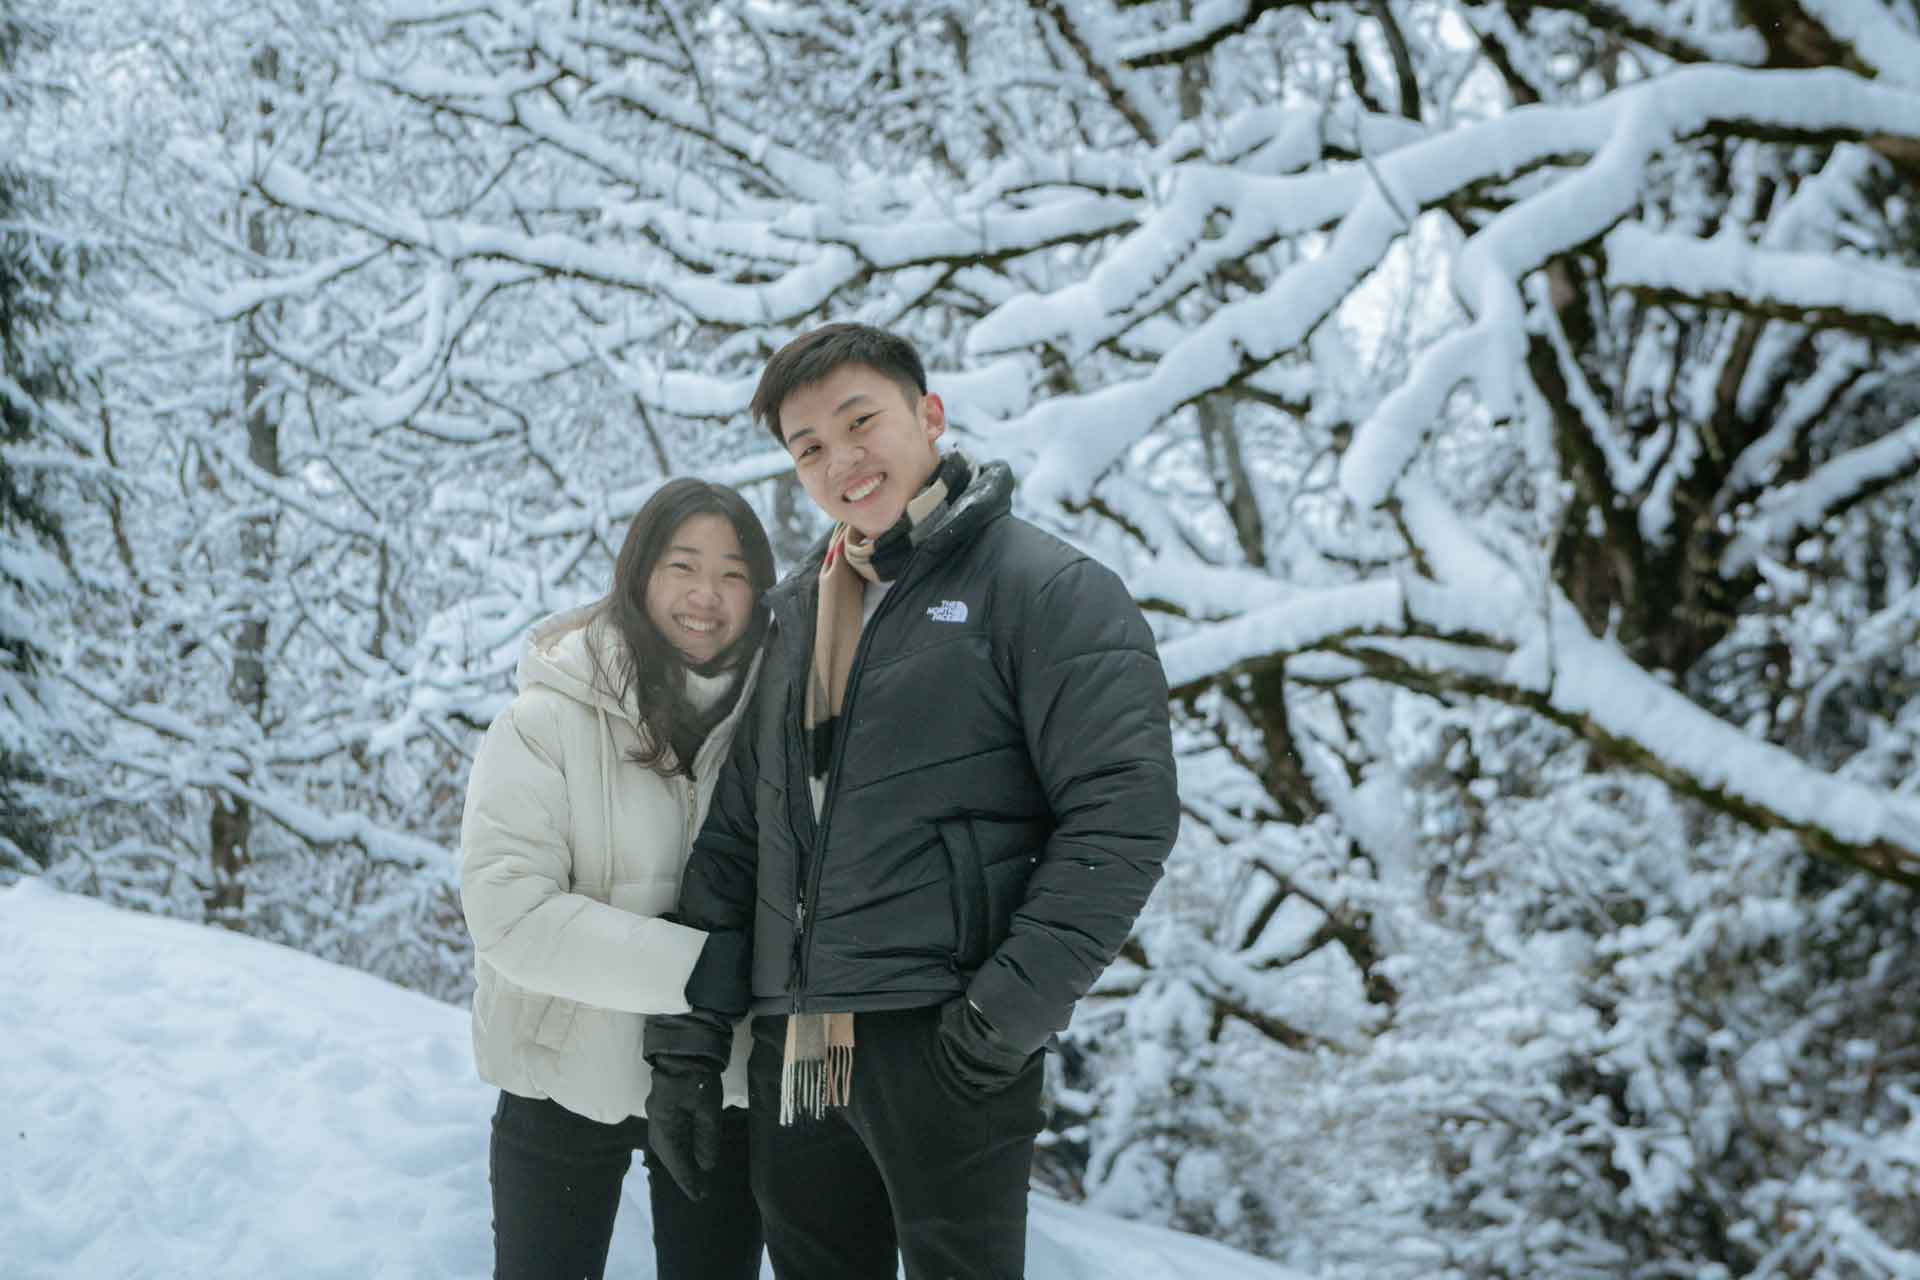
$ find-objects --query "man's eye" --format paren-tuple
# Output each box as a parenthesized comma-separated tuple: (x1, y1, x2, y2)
(797, 444, 819, 461)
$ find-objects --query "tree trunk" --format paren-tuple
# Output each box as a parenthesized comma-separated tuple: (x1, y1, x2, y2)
(208, 45, 282, 923)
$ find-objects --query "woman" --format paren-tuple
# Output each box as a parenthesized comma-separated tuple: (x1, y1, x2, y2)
(460, 478, 776, 1280)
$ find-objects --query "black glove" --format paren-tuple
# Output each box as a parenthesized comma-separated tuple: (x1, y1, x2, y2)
(936, 996, 1033, 1096)
(645, 1057, 722, 1202)
(683, 929, 751, 1018)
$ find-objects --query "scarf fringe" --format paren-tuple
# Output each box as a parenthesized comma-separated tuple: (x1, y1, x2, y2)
(778, 1012, 855, 1125)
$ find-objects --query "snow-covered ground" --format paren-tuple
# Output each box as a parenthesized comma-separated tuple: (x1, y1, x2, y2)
(0, 881, 1302, 1280)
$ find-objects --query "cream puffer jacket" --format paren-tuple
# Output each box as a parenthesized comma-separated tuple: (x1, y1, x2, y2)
(460, 607, 759, 1124)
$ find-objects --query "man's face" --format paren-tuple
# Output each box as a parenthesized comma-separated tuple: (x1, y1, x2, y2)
(779, 363, 945, 539)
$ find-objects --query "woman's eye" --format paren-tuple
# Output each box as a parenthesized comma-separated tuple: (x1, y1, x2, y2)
(798, 444, 819, 461)
(850, 414, 873, 431)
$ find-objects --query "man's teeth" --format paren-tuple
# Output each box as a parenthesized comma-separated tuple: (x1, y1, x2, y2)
(844, 475, 883, 502)
(678, 617, 718, 633)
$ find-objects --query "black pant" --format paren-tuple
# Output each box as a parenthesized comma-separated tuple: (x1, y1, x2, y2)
(490, 1091, 763, 1280)
(748, 1006, 1046, 1280)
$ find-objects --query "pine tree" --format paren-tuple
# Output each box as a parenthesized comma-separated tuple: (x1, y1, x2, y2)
(0, 3, 70, 873)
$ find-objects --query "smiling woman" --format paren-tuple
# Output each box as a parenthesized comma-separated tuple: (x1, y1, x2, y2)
(595, 482, 777, 775)
(644, 512, 756, 668)
(456, 477, 776, 1280)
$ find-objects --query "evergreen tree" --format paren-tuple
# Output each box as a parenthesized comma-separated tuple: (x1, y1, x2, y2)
(0, 3, 70, 873)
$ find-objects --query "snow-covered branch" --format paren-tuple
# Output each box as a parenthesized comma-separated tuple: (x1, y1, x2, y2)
(1721, 414, 1920, 575)
(1116, 0, 1294, 70)
(1339, 66, 1920, 509)
(1797, 0, 1920, 88)
(1603, 223, 1920, 341)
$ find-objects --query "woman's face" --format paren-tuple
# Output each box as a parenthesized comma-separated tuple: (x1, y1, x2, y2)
(645, 513, 755, 665)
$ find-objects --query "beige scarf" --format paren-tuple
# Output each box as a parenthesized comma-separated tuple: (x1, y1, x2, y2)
(781, 462, 959, 1124)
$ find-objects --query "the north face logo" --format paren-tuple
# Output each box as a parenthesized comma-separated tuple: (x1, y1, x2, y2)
(927, 600, 969, 624)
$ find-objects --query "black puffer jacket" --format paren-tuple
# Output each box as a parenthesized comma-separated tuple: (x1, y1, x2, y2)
(657, 460, 1177, 1059)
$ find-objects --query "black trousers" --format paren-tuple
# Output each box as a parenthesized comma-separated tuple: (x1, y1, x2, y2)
(748, 1006, 1046, 1280)
(489, 1090, 763, 1280)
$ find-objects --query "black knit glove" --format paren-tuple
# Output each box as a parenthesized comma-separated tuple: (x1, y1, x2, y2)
(644, 1057, 722, 1202)
(936, 996, 1033, 1096)
(683, 929, 751, 1018)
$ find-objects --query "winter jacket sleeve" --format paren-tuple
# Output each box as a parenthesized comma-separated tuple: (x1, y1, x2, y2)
(643, 673, 765, 1066)
(968, 556, 1178, 1055)
(460, 689, 709, 1015)
(672, 685, 763, 936)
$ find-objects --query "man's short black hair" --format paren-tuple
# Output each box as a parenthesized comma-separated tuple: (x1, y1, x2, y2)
(751, 323, 928, 446)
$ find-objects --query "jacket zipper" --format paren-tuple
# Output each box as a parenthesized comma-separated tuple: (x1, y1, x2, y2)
(792, 573, 909, 1013)
(681, 774, 697, 858)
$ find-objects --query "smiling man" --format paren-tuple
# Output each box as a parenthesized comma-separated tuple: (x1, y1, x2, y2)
(644, 324, 1178, 1280)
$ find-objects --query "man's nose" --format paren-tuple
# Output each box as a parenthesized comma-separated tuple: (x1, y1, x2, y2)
(827, 442, 866, 478)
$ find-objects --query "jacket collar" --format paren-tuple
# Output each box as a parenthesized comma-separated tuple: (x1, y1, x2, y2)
(764, 457, 1014, 627)
(517, 604, 763, 745)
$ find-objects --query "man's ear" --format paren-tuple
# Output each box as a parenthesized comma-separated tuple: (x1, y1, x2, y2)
(921, 391, 947, 445)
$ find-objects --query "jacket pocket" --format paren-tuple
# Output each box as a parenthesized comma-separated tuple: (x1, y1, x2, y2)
(969, 816, 1046, 951)
(937, 818, 989, 969)
(531, 995, 578, 1051)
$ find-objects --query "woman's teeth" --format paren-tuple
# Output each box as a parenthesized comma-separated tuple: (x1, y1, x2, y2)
(677, 616, 718, 634)
(844, 475, 883, 502)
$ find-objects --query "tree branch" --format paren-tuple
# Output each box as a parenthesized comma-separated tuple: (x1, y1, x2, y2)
(1117, 1, 1305, 71)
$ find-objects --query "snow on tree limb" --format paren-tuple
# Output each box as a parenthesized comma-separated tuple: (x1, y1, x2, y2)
(1721, 414, 1920, 575)
(1533, 603, 1920, 888)
(1603, 223, 1920, 341)
(254, 152, 864, 327)
(1033, 0, 1179, 145)
(1796, 0, 1920, 87)
(1002, 67, 1914, 512)
(1118, 0, 1274, 70)
(1338, 66, 1920, 509)
(1158, 476, 1920, 885)
(1159, 580, 1414, 691)
(1160, 571, 1920, 886)
(61, 666, 448, 869)
(193, 248, 386, 321)
(1722, 340, 1870, 499)
(516, 449, 795, 541)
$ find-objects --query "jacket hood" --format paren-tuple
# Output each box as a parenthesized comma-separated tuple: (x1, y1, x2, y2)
(515, 606, 640, 726)
(517, 605, 762, 732)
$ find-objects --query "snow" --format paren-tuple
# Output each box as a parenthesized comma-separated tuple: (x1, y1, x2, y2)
(1597, 1, 1768, 65)
(1603, 223, 1920, 332)
(1722, 414, 1920, 574)
(0, 880, 1305, 1280)
(1116, 0, 1253, 68)
(1798, 0, 1920, 87)
(1340, 66, 1920, 509)
(1158, 580, 1406, 692)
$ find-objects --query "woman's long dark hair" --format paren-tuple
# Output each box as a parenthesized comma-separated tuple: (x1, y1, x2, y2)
(588, 478, 776, 777)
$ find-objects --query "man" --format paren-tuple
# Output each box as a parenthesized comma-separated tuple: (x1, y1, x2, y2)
(645, 323, 1178, 1279)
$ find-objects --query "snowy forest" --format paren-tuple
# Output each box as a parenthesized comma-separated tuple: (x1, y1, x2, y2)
(4, 0, 1919, 1274)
